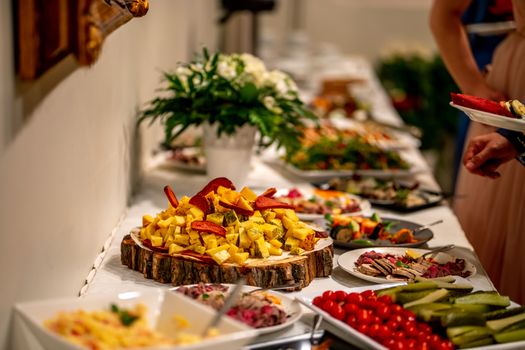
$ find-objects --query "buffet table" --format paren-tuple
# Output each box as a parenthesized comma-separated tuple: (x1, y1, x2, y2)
(77, 56, 497, 349)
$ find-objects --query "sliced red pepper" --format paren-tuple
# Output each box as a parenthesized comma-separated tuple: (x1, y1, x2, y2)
(260, 187, 277, 198)
(219, 200, 254, 216)
(177, 250, 216, 264)
(451, 93, 513, 118)
(164, 185, 179, 207)
(142, 239, 169, 254)
(191, 220, 226, 237)
(254, 195, 295, 210)
(189, 194, 209, 215)
(197, 177, 236, 196)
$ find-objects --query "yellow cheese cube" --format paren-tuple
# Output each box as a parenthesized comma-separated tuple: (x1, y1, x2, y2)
(192, 245, 206, 255)
(226, 233, 239, 245)
(228, 244, 239, 256)
(173, 215, 185, 226)
(281, 216, 295, 230)
(284, 237, 300, 250)
(232, 252, 249, 264)
(284, 209, 299, 222)
(150, 236, 163, 247)
(268, 246, 283, 256)
(240, 186, 257, 201)
(249, 216, 265, 224)
(169, 243, 184, 255)
(247, 228, 263, 241)
(188, 207, 204, 220)
(206, 237, 218, 250)
(210, 250, 230, 265)
(237, 196, 254, 212)
(269, 239, 283, 248)
(239, 229, 251, 249)
(188, 230, 200, 240)
(189, 237, 201, 245)
(157, 217, 173, 228)
(262, 210, 276, 222)
(253, 210, 262, 217)
(254, 237, 270, 258)
(174, 234, 190, 246)
(206, 244, 229, 255)
(290, 247, 305, 255)
(142, 215, 155, 227)
(292, 227, 312, 241)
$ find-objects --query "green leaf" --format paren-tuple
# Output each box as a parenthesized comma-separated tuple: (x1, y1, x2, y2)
(240, 83, 258, 103)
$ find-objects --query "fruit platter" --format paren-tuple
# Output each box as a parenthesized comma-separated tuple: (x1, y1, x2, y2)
(297, 279, 525, 350)
(322, 177, 444, 212)
(450, 93, 525, 132)
(173, 283, 302, 334)
(120, 177, 334, 289)
(273, 187, 371, 220)
(337, 247, 477, 284)
(324, 213, 434, 249)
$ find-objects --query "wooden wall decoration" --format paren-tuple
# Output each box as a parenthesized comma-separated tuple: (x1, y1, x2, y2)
(16, 0, 149, 80)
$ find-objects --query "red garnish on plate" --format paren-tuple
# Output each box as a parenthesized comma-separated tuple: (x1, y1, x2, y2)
(189, 194, 210, 215)
(254, 195, 295, 210)
(177, 250, 216, 264)
(191, 220, 227, 237)
(163, 185, 179, 207)
(197, 177, 236, 196)
(451, 93, 513, 118)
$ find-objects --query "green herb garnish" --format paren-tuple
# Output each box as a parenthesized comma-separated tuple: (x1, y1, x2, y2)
(110, 304, 139, 327)
(202, 293, 209, 300)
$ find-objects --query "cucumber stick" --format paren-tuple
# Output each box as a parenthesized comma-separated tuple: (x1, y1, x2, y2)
(454, 292, 510, 307)
(450, 327, 491, 345)
(494, 328, 525, 343)
(404, 288, 449, 308)
(458, 337, 493, 348)
(487, 312, 525, 332)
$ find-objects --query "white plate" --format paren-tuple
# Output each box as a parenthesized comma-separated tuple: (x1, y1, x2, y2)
(338, 247, 477, 284)
(170, 284, 302, 335)
(274, 188, 371, 221)
(14, 290, 258, 350)
(296, 282, 525, 350)
(450, 102, 525, 132)
(164, 149, 206, 173)
(283, 162, 419, 182)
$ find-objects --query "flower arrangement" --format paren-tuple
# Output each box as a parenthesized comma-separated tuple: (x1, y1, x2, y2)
(140, 49, 316, 152)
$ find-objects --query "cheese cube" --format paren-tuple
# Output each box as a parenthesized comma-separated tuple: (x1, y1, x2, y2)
(174, 234, 189, 246)
(240, 186, 257, 201)
(268, 246, 283, 256)
(269, 239, 283, 248)
(254, 237, 270, 258)
(226, 233, 239, 246)
(232, 252, 249, 265)
(169, 243, 184, 255)
(284, 237, 300, 250)
(150, 236, 163, 247)
(247, 228, 263, 241)
(173, 215, 185, 226)
(142, 215, 155, 227)
(157, 217, 173, 228)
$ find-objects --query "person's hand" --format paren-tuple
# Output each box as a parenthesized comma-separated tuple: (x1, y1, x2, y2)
(463, 132, 518, 178)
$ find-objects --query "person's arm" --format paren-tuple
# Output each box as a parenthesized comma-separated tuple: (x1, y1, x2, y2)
(430, 0, 506, 100)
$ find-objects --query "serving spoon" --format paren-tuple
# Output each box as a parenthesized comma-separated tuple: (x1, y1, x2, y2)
(421, 244, 456, 258)
(412, 219, 444, 234)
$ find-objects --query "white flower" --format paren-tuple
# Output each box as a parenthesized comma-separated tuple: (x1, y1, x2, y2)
(240, 53, 267, 87)
(217, 58, 237, 80)
(175, 66, 191, 90)
(266, 70, 297, 99)
(263, 95, 283, 114)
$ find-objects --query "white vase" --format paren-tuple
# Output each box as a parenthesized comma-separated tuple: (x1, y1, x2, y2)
(203, 123, 256, 187)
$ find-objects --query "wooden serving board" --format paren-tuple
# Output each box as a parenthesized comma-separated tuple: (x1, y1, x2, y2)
(120, 234, 333, 290)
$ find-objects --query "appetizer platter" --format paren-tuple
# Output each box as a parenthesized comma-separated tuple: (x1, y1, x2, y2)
(166, 147, 206, 173)
(274, 187, 371, 220)
(450, 93, 525, 132)
(338, 247, 476, 284)
(324, 213, 434, 249)
(297, 279, 525, 350)
(173, 283, 302, 334)
(322, 177, 444, 212)
(121, 177, 333, 290)
(15, 290, 258, 350)
(282, 126, 412, 181)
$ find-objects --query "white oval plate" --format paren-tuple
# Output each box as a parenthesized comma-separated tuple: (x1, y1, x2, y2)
(338, 247, 477, 284)
(170, 284, 302, 335)
(450, 102, 525, 132)
(274, 188, 371, 221)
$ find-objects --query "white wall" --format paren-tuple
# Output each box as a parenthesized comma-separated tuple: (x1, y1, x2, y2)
(261, 0, 435, 61)
(0, 1, 218, 348)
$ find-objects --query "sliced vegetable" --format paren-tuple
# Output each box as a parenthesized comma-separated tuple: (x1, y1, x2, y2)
(484, 306, 525, 320)
(260, 187, 277, 198)
(494, 328, 525, 343)
(191, 220, 226, 237)
(254, 196, 294, 210)
(163, 185, 179, 207)
(189, 194, 210, 215)
(197, 177, 235, 196)
(487, 312, 525, 333)
(219, 200, 254, 216)
(458, 337, 493, 348)
(403, 288, 449, 308)
(454, 292, 510, 307)
(441, 310, 486, 327)
(449, 326, 492, 346)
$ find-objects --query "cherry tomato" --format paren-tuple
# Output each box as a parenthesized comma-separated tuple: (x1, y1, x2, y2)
(429, 334, 443, 349)
(330, 304, 345, 320)
(391, 314, 403, 324)
(346, 292, 364, 304)
(356, 323, 369, 335)
(419, 341, 431, 350)
(402, 310, 417, 322)
(357, 309, 371, 325)
(312, 296, 324, 307)
(371, 315, 381, 325)
(322, 290, 335, 300)
(386, 320, 400, 331)
(368, 324, 381, 338)
(391, 341, 406, 350)
(377, 295, 393, 304)
(377, 324, 391, 340)
(437, 340, 455, 350)
(391, 304, 403, 314)
(383, 339, 396, 348)
(361, 290, 376, 299)
(322, 300, 336, 313)
(418, 323, 432, 334)
(403, 321, 418, 336)
(334, 290, 347, 302)
(405, 339, 417, 349)
(393, 330, 407, 341)
(376, 304, 390, 319)
(345, 315, 357, 327)
(343, 303, 358, 315)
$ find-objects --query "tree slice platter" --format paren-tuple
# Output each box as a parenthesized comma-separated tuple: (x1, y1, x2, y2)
(120, 233, 333, 290)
